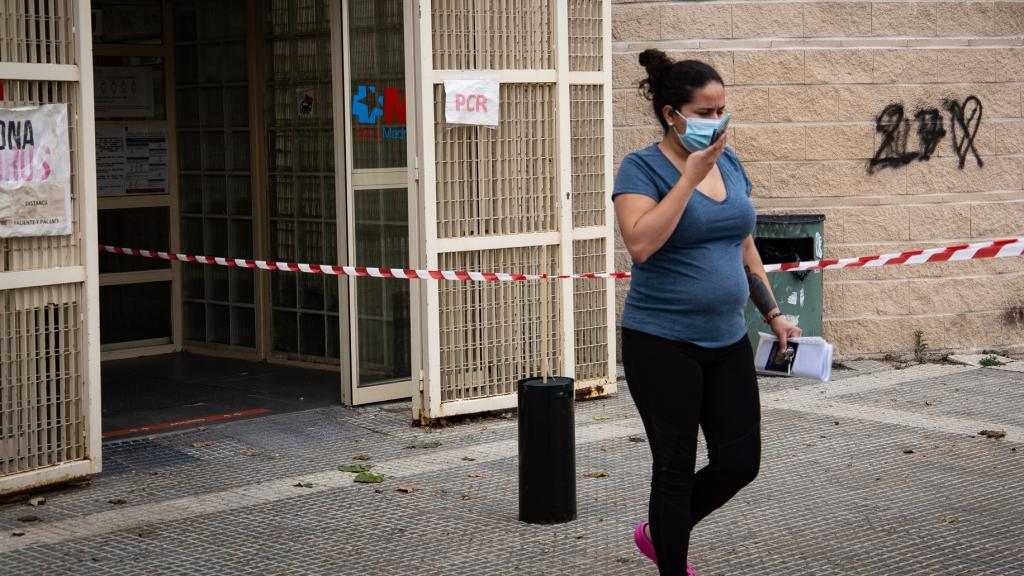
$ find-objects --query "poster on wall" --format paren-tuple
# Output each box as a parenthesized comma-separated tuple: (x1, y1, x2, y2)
(95, 66, 155, 118)
(96, 125, 167, 196)
(0, 104, 72, 238)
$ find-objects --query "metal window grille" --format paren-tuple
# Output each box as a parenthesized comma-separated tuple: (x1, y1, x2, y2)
(1, 0, 96, 490)
(573, 238, 608, 383)
(438, 247, 561, 402)
(431, 0, 554, 70)
(1, 285, 86, 476)
(569, 0, 602, 72)
(433, 83, 558, 238)
(570, 84, 605, 228)
(0, 0, 76, 65)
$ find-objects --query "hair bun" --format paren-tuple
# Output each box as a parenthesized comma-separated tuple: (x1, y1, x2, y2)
(638, 49, 672, 73)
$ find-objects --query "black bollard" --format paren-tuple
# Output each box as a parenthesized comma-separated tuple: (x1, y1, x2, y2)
(517, 376, 576, 524)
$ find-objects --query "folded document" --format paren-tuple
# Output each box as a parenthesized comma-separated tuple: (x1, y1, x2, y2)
(754, 332, 834, 382)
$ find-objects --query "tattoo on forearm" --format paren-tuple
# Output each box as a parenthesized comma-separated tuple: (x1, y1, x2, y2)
(745, 265, 778, 317)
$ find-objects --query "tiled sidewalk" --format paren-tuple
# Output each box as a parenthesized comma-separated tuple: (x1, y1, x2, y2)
(2, 360, 1022, 575)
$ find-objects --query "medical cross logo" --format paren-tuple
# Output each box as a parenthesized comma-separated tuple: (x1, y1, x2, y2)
(352, 85, 406, 141)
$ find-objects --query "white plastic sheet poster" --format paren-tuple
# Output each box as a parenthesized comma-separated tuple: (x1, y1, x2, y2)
(0, 104, 72, 238)
(97, 125, 168, 196)
(444, 77, 499, 127)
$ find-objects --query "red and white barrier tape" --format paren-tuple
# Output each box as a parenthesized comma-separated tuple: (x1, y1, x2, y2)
(100, 236, 1024, 281)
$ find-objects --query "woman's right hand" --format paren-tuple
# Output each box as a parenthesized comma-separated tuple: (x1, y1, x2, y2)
(683, 131, 728, 184)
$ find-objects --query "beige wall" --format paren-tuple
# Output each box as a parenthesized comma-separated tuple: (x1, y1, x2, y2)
(612, 0, 1024, 357)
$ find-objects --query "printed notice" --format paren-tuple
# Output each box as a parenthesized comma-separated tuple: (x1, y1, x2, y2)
(0, 104, 72, 238)
(96, 125, 167, 196)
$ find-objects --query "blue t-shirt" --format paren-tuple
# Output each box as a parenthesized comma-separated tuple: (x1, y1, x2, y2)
(613, 145, 756, 348)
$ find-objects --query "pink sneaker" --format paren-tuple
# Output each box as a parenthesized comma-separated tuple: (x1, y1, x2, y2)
(633, 521, 658, 566)
(633, 521, 697, 575)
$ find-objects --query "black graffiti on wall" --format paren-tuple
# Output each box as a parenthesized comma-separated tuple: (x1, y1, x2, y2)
(867, 96, 983, 174)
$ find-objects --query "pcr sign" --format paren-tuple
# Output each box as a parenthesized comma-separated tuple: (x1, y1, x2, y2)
(444, 77, 499, 128)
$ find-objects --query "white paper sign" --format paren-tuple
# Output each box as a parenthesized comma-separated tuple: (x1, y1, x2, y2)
(444, 77, 499, 127)
(96, 125, 168, 197)
(0, 104, 72, 237)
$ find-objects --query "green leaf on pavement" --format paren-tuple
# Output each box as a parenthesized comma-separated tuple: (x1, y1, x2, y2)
(354, 472, 385, 484)
(585, 470, 609, 478)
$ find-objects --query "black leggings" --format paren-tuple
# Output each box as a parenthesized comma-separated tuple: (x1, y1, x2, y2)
(622, 327, 761, 576)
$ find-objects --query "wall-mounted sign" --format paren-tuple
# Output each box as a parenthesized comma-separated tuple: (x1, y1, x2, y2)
(0, 104, 72, 238)
(95, 66, 155, 119)
(444, 77, 499, 127)
(96, 125, 167, 197)
(352, 84, 406, 141)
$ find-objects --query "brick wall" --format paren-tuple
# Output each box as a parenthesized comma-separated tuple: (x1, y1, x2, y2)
(612, 0, 1024, 357)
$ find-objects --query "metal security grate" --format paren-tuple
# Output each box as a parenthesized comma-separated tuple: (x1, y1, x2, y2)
(0, 0, 76, 65)
(0, 285, 86, 476)
(570, 84, 605, 228)
(434, 83, 557, 238)
(573, 239, 609, 382)
(0, 80, 81, 272)
(569, 0, 602, 72)
(431, 0, 554, 70)
(438, 247, 561, 402)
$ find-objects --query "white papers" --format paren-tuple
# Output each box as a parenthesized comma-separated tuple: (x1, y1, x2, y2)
(96, 125, 167, 197)
(444, 77, 500, 127)
(754, 332, 833, 382)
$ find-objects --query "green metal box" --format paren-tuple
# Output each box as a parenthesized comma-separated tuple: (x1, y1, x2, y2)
(744, 215, 825, 344)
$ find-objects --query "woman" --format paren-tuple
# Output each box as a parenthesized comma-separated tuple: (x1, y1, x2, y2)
(614, 50, 801, 576)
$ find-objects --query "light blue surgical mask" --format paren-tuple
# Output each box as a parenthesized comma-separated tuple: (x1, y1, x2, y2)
(672, 111, 730, 153)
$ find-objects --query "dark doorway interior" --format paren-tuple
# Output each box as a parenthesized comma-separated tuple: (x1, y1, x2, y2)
(101, 353, 339, 440)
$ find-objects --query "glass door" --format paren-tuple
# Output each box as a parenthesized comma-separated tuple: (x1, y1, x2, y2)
(342, 0, 416, 404)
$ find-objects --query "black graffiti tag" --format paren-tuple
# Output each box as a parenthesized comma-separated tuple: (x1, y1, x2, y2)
(868, 97, 982, 174)
(913, 108, 946, 161)
(868, 103, 918, 174)
(944, 96, 983, 169)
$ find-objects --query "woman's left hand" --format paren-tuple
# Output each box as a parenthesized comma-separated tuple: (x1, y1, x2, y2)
(769, 316, 802, 351)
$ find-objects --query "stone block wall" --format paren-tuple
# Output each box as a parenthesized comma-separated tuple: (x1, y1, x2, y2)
(612, 0, 1024, 357)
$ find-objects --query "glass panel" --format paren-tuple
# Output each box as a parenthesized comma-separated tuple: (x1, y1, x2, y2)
(93, 56, 166, 121)
(92, 0, 163, 45)
(98, 207, 170, 273)
(349, 0, 406, 170)
(100, 282, 172, 345)
(347, 0, 411, 386)
(175, 0, 255, 348)
(355, 188, 411, 385)
(265, 0, 339, 363)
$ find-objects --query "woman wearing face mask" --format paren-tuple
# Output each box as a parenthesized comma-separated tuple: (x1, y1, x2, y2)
(614, 50, 801, 576)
